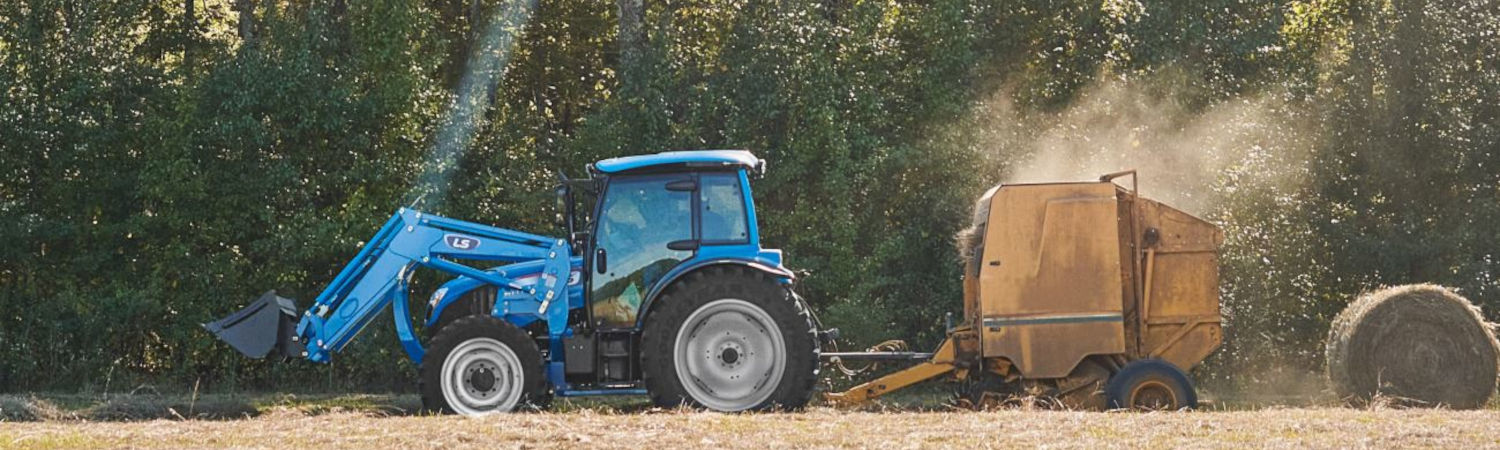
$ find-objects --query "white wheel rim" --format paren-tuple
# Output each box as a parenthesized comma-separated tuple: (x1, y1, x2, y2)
(674, 298, 786, 411)
(441, 337, 525, 416)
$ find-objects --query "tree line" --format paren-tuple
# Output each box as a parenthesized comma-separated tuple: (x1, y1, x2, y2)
(1, 0, 1496, 393)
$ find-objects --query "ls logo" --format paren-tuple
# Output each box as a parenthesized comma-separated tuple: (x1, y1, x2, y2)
(444, 234, 481, 250)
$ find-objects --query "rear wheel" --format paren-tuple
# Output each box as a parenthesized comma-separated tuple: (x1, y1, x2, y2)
(421, 316, 547, 415)
(1105, 359, 1197, 411)
(641, 267, 819, 411)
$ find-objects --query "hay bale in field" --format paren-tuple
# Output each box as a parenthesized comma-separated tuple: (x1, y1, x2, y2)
(1326, 284, 1500, 409)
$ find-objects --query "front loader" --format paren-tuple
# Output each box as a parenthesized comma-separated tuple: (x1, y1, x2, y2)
(207, 150, 821, 415)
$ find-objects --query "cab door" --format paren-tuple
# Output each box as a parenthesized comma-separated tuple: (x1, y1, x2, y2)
(588, 174, 695, 329)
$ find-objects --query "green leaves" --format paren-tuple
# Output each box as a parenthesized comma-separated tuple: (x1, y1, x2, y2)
(4, 0, 1499, 393)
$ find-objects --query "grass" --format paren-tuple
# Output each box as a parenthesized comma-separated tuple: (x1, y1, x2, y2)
(3, 393, 1500, 448)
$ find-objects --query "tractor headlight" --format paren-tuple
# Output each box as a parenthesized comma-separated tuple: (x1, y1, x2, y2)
(429, 287, 449, 308)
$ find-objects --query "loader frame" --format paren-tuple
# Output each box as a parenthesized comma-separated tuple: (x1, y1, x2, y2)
(287, 208, 574, 365)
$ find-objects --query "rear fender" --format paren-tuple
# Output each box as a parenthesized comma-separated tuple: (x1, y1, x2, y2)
(635, 258, 796, 329)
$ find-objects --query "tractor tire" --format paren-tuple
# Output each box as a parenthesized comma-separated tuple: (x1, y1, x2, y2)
(420, 315, 548, 415)
(641, 266, 819, 411)
(1105, 359, 1197, 411)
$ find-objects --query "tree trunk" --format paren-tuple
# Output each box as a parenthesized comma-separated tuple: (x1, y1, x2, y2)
(183, 0, 196, 68)
(1387, 0, 1425, 143)
(470, 0, 482, 37)
(184, 0, 195, 33)
(616, 0, 645, 94)
(235, 0, 256, 45)
(62, 0, 75, 36)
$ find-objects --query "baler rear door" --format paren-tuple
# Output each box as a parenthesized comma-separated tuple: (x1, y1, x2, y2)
(204, 290, 302, 359)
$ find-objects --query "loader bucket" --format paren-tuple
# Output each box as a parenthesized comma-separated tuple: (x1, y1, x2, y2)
(204, 291, 302, 359)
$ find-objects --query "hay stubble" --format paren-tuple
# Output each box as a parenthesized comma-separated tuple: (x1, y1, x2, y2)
(6, 408, 1500, 449)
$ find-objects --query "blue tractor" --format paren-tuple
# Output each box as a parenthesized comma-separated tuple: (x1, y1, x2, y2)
(206, 150, 822, 415)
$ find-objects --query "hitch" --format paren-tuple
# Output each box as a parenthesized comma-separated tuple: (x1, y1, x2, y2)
(823, 338, 957, 405)
(817, 327, 840, 348)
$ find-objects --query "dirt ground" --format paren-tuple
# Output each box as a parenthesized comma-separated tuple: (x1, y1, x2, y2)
(3, 394, 1500, 449)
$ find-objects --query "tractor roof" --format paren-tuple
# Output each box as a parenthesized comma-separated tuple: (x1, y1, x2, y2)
(591, 150, 763, 174)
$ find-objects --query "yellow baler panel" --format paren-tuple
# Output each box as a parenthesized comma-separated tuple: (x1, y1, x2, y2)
(977, 183, 1126, 378)
(1137, 198, 1224, 370)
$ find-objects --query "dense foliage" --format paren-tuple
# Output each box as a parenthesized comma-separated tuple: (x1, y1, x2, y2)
(1, 0, 1496, 393)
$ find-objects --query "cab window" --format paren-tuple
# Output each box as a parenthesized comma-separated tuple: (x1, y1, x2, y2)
(589, 175, 693, 328)
(699, 172, 749, 243)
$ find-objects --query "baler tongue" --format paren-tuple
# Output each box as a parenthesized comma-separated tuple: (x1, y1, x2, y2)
(204, 290, 302, 359)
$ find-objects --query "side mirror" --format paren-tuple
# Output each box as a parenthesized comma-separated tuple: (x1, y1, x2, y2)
(554, 185, 571, 229)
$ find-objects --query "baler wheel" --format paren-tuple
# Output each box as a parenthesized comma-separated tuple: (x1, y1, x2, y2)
(641, 266, 819, 411)
(420, 316, 548, 415)
(1105, 359, 1197, 411)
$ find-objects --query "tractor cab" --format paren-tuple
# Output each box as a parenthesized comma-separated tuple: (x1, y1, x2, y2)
(562, 150, 783, 329)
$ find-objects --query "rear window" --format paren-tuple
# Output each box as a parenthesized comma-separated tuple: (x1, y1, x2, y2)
(699, 173, 749, 243)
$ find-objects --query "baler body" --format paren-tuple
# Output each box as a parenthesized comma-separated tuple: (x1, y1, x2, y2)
(828, 173, 1224, 408)
(966, 180, 1223, 378)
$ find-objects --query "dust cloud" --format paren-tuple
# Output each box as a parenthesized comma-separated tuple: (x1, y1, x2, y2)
(973, 78, 1314, 216)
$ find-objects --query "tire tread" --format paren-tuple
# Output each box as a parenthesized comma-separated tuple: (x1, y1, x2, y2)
(640, 266, 820, 411)
(419, 315, 549, 414)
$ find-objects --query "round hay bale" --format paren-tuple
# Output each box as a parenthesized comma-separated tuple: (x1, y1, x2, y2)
(1326, 284, 1499, 409)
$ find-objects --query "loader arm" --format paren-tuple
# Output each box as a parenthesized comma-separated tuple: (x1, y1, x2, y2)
(210, 208, 571, 365)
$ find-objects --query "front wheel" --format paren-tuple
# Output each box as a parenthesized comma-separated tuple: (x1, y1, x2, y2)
(641, 267, 819, 411)
(420, 316, 547, 415)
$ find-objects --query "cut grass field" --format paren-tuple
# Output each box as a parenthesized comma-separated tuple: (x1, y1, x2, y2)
(3, 393, 1500, 448)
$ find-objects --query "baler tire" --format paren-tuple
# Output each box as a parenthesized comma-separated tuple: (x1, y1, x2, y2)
(420, 315, 548, 415)
(1105, 359, 1197, 411)
(640, 266, 819, 411)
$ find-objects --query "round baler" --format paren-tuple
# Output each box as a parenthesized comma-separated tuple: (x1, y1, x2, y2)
(825, 171, 1224, 410)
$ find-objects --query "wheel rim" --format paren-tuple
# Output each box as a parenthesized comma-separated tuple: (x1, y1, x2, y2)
(674, 298, 787, 411)
(441, 337, 525, 415)
(1128, 379, 1178, 410)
